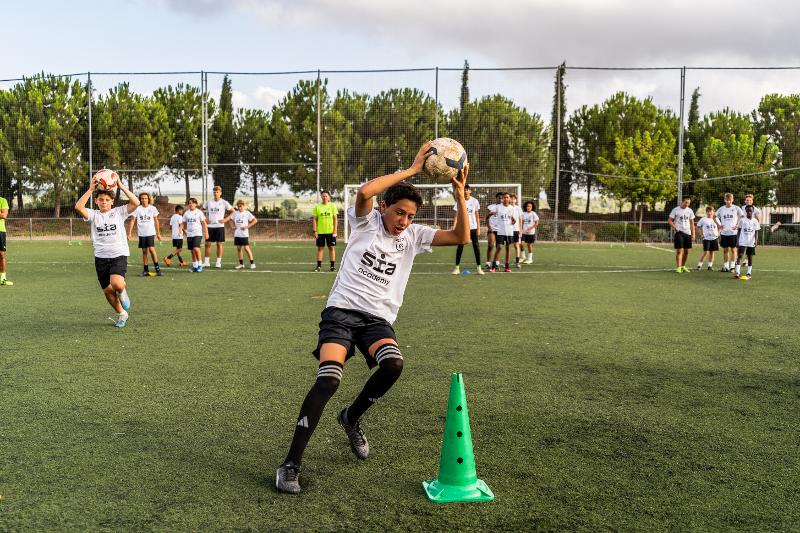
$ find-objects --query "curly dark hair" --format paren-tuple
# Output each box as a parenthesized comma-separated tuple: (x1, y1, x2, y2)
(383, 181, 423, 209)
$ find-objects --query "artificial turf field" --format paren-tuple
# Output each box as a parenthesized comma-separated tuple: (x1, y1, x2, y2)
(2, 240, 799, 531)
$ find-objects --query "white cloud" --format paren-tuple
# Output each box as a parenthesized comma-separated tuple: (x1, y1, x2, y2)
(231, 86, 287, 111)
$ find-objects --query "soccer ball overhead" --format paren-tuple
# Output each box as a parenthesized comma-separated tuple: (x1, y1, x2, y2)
(93, 169, 119, 191)
(423, 138, 467, 183)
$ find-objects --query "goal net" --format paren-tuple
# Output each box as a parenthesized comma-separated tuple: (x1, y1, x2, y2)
(343, 183, 522, 242)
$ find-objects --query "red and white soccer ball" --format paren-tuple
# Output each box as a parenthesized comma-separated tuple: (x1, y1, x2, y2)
(93, 169, 119, 191)
(423, 138, 468, 183)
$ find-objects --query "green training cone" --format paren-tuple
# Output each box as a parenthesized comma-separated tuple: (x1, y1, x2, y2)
(423, 373, 495, 503)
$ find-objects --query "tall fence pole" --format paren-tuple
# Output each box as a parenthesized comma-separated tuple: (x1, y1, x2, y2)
(316, 69, 322, 202)
(554, 65, 562, 242)
(434, 67, 439, 138)
(88, 72, 93, 209)
(677, 66, 686, 205)
(201, 71, 208, 203)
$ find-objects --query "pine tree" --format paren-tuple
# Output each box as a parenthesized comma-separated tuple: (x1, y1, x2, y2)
(547, 62, 572, 213)
(209, 75, 240, 203)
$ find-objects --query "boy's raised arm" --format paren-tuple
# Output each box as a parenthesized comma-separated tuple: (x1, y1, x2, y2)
(432, 163, 470, 246)
(355, 141, 434, 217)
(75, 180, 97, 219)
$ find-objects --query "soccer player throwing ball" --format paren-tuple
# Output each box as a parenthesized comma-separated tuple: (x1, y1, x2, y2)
(669, 196, 695, 273)
(74, 176, 140, 327)
(275, 141, 471, 494)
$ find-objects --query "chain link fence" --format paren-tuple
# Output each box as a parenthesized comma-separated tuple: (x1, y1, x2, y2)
(2, 66, 800, 245)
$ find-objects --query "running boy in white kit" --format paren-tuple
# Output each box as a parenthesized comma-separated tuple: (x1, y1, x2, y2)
(74, 174, 140, 328)
(164, 204, 188, 268)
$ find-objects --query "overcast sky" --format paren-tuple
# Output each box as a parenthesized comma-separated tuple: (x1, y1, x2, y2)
(4, 0, 800, 119)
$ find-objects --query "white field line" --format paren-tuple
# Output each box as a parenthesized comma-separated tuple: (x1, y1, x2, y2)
(645, 244, 674, 253)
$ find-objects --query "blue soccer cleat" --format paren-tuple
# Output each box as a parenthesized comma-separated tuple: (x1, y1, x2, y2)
(118, 289, 131, 311)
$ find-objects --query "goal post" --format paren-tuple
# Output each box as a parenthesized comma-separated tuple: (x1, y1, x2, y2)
(343, 183, 522, 242)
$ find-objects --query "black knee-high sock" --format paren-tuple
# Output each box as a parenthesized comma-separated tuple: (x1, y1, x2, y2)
(471, 238, 481, 265)
(346, 345, 403, 423)
(284, 361, 342, 465)
(455, 244, 465, 266)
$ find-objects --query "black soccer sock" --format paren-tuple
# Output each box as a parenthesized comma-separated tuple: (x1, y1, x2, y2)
(455, 244, 465, 266)
(472, 239, 481, 265)
(316, 260, 322, 268)
(515, 256, 520, 264)
(505, 262, 510, 269)
(176, 253, 183, 262)
(284, 361, 342, 465)
(144, 264, 149, 273)
(249, 259, 254, 265)
(346, 344, 403, 423)
(155, 262, 161, 271)
(330, 261, 335, 268)
(167, 253, 173, 259)
(239, 259, 244, 265)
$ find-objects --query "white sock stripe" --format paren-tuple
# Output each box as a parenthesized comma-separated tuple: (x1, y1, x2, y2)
(375, 345, 401, 358)
(377, 352, 404, 363)
(317, 368, 343, 379)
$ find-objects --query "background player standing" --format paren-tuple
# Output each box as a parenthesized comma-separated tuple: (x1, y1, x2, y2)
(184, 198, 209, 272)
(521, 201, 540, 264)
(717, 193, 741, 272)
(0, 194, 11, 286)
(203, 186, 233, 268)
(735, 205, 760, 280)
(128, 192, 162, 277)
(312, 190, 338, 272)
(668, 196, 695, 273)
(696, 206, 721, 271)
(228, 199, 258, 269)
(164, 204, 187, 268)
(451, 183, 483, 275)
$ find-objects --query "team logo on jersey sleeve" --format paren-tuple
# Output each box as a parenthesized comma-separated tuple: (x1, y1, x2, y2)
(394, 237, 407, 252)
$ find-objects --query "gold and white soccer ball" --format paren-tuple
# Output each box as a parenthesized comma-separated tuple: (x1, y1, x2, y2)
(93, 169, 119, 191)
(423, 138, 467, 183)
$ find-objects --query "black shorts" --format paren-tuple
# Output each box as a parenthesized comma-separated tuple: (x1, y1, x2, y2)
(313, 307, 397, 370)
(496, 234, 515, 245)
(138, 235, 155, 249)
(513, 231, 520, 243)
(487, 230, 497, 237)
(702, 239, 719, 252)
(0, 231, 6, 252)
(187, 236, 202, 250)
(234, 237, 249, 246)
(720, 235, 737, 248)
(207, 227, 225, 243)
(673, 232, 693, 249)
(316, 233, 336, 247)
(523, 234, 536, 244)
(738, 245, 756, 256)
(172, 238, 183, 249)
(95, 256, 128, 288)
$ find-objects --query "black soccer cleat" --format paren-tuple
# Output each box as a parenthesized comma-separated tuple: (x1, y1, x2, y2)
(330, 266, 336, 272)
(338, 408, 369, 460)
(314, 266, 321, 272)
(275, 461, 301, 494)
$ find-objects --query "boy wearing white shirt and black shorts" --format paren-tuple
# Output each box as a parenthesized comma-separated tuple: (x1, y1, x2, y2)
(228, 199, 258, 269)
(184, 198, 209, 272)
(128, 192, 162, 277)
(668, 196, 695, 273)
(164, 204, 187, 268)
(696, 206, 721, 271)
(74, 174, 140, 328)
(451, 184, 483, 275)
(489, 192, 517, 273)
(521, 201, 540, 264)
(510, 193, 523, 268)
(202, 186, 233, 268)
(717, 192, 741, 272)
(484, 192, 502, 270)
(276, 141, 471, 494)
(735, 205, 760, 280)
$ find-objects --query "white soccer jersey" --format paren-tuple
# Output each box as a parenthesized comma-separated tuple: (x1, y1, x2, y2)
(737, 217, 760, 247)
(453, 197, 480, 230)
(232, 210, 256, 238)
(697, 217, 720, 240)
(716, 205, 740, 236)
(85, 206, 131, 259)
(169, 214, 184, 239)
(669, 206, 695, 235)
(203, 199, 232, 228)
(183, 208, 206, 237)
(494, 204, 516, 236)
(522, 211, 540, 235)
(132, 205, 159, 237)
(487, 203, 500, 232)
(513, 205, 523, 232)
(325, 207, 437, 324)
